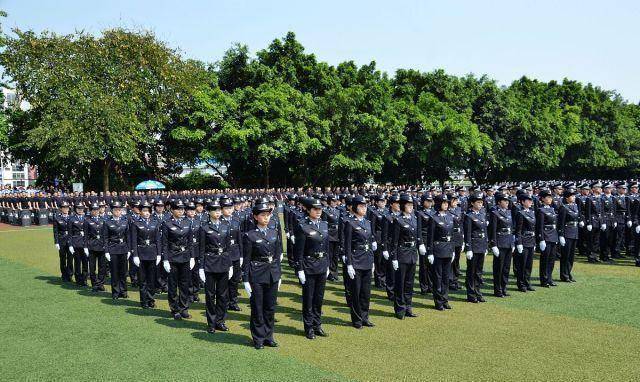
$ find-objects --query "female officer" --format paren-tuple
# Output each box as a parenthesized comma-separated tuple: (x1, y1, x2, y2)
(293, 197, 330, 339)
(514, 193, 537, 292)
(103, 201, 130, 299)
(536, 190, 559, 287)
(558, 188, 581, 282)
(448, 194, 464, 291)
(83, 202, 106, 292)
(427, 194, 455, 311)
(130, 201, 161, 309)
(343, 195, 377, 328)
(242, 200, 282, 349)
(463, 192, 488, 303)
(53, 200, 73, 282)
(198, 199, 233, 334)
(489, 192, 515, 298)
(390, 193, 419, 319)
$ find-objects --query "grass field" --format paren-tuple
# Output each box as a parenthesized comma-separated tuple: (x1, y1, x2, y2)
(1, 225, 640, 381)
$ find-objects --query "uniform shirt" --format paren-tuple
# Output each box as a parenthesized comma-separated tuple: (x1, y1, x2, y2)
(489, 208, 515, 249)
(102, 215, 130, 255)
(464, 209, 489, 253)
(160, 217, 196, 263)
(391, 212, 419, 264)
(558, 203, 581, 240)
(199, 219, 231, 273)
(536, 204, 558, 243)
(53, 213, 72, 246)
(427, 211, 455, 258)
(130, 216, 161, 260)
(293, 217, 330, 274)
(242, 226, 282, 284)
(343, 216, 375, 270)
(83, 215, 105, 252)
(514, 208, 536, 248)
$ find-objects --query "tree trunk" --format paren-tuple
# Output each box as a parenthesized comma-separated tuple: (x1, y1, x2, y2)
(103, 157, 110, 193)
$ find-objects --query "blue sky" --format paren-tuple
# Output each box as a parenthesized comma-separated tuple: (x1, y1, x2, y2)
(2, 0, 639, 102)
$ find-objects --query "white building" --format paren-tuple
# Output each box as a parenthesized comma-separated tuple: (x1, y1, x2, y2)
(1, 88, 37, 188)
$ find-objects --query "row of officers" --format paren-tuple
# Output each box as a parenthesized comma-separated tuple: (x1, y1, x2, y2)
(51, 184, 629, 350)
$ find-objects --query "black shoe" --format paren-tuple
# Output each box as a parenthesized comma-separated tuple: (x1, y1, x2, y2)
(173, 313, 182, 320)
(112, 295, 119, 300)
(477, 296, 486, 303)
(541, 284, 550, 288)
(207, 327, 215, 334)
(121, 293, 129, 298)
(148, 301, 156, 308)
(315, 327, 328, 337)
(228, 305, 242, 312)
(549, 282, 558, 287)
(406, 311, 418, 318)
(518, 288, 527, 293)
(569, 278, 576, 283)
(494, 293, 504, 298)
(395, 313, 405, 320)
(353, 323, 363, 329)
(526, 286, 536, 291)
(264, 340, 279, 348)
(443, 303, 452, 310)
(435, 305, 445, 311)
(141, 304, 149, 309)
(192, 295, 200, 303)
(560, 278, 570, 282)
(254, 342, 264, 350)
(215, 323, 229, 332)
(180, 311, 192, 319)
(306, 330, 316, 340)
(363, 320, 375, 327)
(467, 297, 478, 303)
(502, 292, 511, 297)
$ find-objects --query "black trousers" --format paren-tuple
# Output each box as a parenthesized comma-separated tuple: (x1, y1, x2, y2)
(109, 253, 128, 297)
(589, 226, 600, 261)
(613, 222, 627, 257)
(328, 241, 339, 279)
(205, 271, 229, 328)
(373, 247, 387, 288)
(514, 247, 534, 289)
(539, 241, 557, 286)
(156, 264, 168, 291)
(431, 257, 451, 308)
(128, 256, 138, 285)
(228, 259, 241, 308)
(72, 248, 88, 286)
(88, 250, 106, 288)
(249, 280, 278, 345)
(342, 260, 352, 306)
(168, 261, 191, 314)
(449, 245, 462, 286)
(190, 257, 202, 300)
(560, 238, 577, 281)
(394, 262, 415, 316)
(138, 259, 157, 307)
(301, 272, 327, 332)
(385, 254, 395, 300)
(58, 246, 74, 282)
(600, 226, 616, 261)
(492, 248, 512, 295)
(348, 268, 372, 326)
(578, 226, 590, 258)
(418, 254, 432, 293)
(465, 252, 485, 299)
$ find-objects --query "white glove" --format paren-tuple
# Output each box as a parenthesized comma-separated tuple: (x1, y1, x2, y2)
(133, 256, 140, 267)
(465, 251, 473, 260)
(55, 244, 60, 250)
(491, 246, 499, 257)
(636, 225, 640, 234)
(199, 268, 206, 283)
(450, 252, 455, 263)
(601, 224, 607, 231)
(382, 250, 389, 260)
(587, 224, 592, 232)
(559, 236, 566, 247)
(127, 251, 131, 260)
(371, 263, 375, 273)
(627, 221, 633, 228)
(244, 282, 252, 298)
(286, 232, 290, 239)
(163, 260, 171, 273)
(239, 257, 243, 267)
(342, 255, 347, 263)
(371, 241, 378, 251)
(539, 241, 546, 252)
(326, 268, 330, 277)
(189, 258, 195, 270)
(613, 222, 618, 228)
(418, 244, 426, 256)
(278, 279, 282, 290)
(427, 254, 434, 264)
(392, 259, 399, 270)
(516, 244, 523, 254)
(347, 265, 356, 279)
(68, 246, 75, 254)
(280, 253, 283, 262)
(298, 270, 306, 285)
(579, 221, 585, 228)
(83, 248, 89, 256)
(156, 255, 161, 265)
(290, 235, 295, 244)
(460, 243, 465, 252)
(105, 252, 111, 262)
(228, 267, 233, 279)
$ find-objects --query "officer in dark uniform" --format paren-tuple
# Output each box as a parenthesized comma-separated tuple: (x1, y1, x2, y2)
(588, 182, 604, 263)
(383, 194, 401, 300)
(558, 188, 581, 282)
(130, 201, 161, 308)
(221, 196, 244, 311)
(153, 199, 169, 293)
(368, 194, 389, 289)
(322, 194, 341, 282)
(613, 182, 631, 259)
(514, 193, 536, 292)
(599, 183, 616, 262)
(103, 201, 130, 299)
(448, 194, 464, 290)
(161, 200, 197, 320)
(489, 192, 515, 297)
(463, 192, 488, 302)
(127, 200, 141, 287)
(185, 201, 202, 302)
(536, 190, 559, 287)
(339, 195, 355, 306)
(242, 201, 282, 349)
(199, 199, 233, 333)
(84, 202, 106, 292)
(427, 194, 455, 311)
(68, 202, 88, 286)
(293, 198, 330, 339)
(343, 195, 377, 328)
(53, 201, 73, 282)
(390, 194, 419, 318)
(416, 194, 434, 295)
(576, 183, 593, 260)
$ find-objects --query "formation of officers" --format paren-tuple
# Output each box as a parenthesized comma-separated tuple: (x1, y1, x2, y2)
(44, 180, 639, 349)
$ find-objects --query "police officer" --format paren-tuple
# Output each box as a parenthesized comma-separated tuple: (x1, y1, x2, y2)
(514, 193, 536, 292)
(463, 192, 488, 302)
(242, 200, 282, 349)
(416, 194, 434, 295)
(199, 199, 233, 333)
(103, 201, 130, 299)
(489, 192, 515, 297)
(588, 182, 603, 263)
(613, 182, 632, 259)
(186, 201, 202, 302)
(368, 194, 389, 289)
(390, 194, 419, 318)
(53, 200, 73, 282)
(153, 199, 169, 293)
(558, 188, 582, 282)
(448, 194, 464, 290)
(536, 190, 559, 287)
(293, 198, 330, 339)
(220, 196, 244, 312)
(382, 193, 401, 300)
(69, 202, 88, 286)
(322, 194, 341, 282)
(427, 194, 455, 311)
(161, 200, 197, 320)
(83, 202, 106, 292)
(600, 183, 616, 262)
(130, 201, 161, 308)
(343, 195, 377, 328)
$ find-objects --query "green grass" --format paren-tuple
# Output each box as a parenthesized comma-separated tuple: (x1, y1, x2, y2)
(1, 226, 640, 381)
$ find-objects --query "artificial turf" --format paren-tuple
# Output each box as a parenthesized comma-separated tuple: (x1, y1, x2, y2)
(1, 226, 639, 381)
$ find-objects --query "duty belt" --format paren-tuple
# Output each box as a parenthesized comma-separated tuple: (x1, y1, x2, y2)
(522, 231, 535, 237)
(400, 241, 416, 248)
(252, 255, 274, 263)
(329, 224, 338, 230)
(435, 236, 452, 243)
(356, 243, 371, 251)
(170, 243, 187, 252)
(305, 251, 326, 259)
(452, 228, 461, 233)
(471, 232, 486, 238)
(206, 248, 224, 256)
(544, 224, 556, 230)
(498, 228, 511, 234)
(139, 239, 155, 247)
(565, 222, 578, 227)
